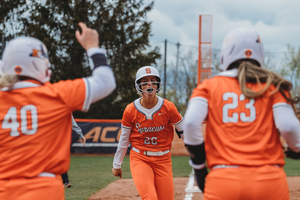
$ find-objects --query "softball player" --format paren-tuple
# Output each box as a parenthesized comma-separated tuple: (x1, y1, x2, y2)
(112, 66, 184, 200)
(184, 28, 300, 200)
(0, 22, 116, 200)
(61, 115, 86, 188)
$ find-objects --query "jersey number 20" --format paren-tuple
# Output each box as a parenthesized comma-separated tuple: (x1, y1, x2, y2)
(222, 92, 256, 123)
(2, 105, 38, 137)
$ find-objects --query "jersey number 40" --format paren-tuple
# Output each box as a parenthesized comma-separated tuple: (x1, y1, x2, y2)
(2, 105, 38, 137)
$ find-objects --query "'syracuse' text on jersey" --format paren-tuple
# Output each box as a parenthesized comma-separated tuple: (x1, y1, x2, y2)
(122, 96, 182, 151)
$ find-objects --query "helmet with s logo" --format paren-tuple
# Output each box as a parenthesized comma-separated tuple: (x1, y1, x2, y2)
(135, 66, 161, 94)
(2, 37, 52, 83)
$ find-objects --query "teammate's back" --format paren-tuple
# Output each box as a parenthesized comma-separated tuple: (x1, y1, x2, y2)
(0, 22, 116, 200)
(184, 28, 300, 199)
(192, 73, 287, 168)
(0, 79, 86, 179)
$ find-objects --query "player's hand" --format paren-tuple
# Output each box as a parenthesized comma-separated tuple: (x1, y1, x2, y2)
(180, 134, 184, 140)
(79, 137, 86, 145)
(285, 148, 300, 159)
(112, 168, 122, 178)
(75, 22, 99, 51)
(194, 167, 208, 193)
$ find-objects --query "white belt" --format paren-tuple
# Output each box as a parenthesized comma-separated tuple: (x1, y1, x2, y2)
(212, 165, 239, 169)
(37, 172, 56, 177)
(132, 146, 170, 156)
(212, 164, 280, 170)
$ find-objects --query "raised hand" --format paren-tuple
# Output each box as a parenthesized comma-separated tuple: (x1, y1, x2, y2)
(75, 22, 99, 51)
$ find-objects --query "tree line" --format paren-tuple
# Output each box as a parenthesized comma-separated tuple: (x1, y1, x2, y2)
(0, 0, 161, 119)
(1, 0, 300, 118)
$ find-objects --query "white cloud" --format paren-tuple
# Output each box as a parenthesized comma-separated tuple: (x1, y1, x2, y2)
(146, 0, 300, 63)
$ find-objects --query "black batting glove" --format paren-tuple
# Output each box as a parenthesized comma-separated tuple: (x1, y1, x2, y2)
(285, 148, 300, 159)
(194, 166, 208, 192)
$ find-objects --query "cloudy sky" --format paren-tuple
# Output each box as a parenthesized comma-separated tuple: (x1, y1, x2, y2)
(145, 0, 300, 65)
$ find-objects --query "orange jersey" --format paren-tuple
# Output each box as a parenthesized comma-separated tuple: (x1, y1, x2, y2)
(0, 79, 87, 179)
(191, 73, 289, 168)
(122, 96, 182, 151)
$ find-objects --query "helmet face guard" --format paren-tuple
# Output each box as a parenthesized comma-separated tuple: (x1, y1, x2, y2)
(2, 37, 52, 83)
(136, 81, 161, 94)
(135, 66, 162, 94)
(219, 28, 264, 71)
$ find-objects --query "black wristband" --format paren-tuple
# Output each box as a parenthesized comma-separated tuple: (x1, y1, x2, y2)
(185, 143, 206, 165)
(175, 128, 183, 138)
(91, 53, 108, 70)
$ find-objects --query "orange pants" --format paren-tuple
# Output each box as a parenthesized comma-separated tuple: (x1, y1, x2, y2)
(204, 165, 289, 200)
(130, 149, 174, 200)
(0, 175, 64, 200)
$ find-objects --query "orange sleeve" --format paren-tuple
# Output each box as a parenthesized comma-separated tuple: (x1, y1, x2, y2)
(167, 101, 183, 124)
(190, 79, 210, 100)
(50, 79, 86, 111)
(122, 104, 133, 128)
(272, 87, 290, 105)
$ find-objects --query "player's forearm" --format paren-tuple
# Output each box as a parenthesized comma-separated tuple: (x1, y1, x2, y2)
(113, 126, 131, 168)
(113, 147, 128, 169)
(85, 48, 116, 103)
(183, 97, 207, 145)
(273, 103, 300, 152)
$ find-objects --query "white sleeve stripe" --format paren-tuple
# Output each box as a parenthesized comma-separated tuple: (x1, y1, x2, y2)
(172, 117, 183, 125)
(82, 78, 92, 112)
(121, 125, 131, 129)
(273, 102, 291, 109)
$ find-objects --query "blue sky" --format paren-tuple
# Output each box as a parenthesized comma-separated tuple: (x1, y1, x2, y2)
(145, 0, 300, 65)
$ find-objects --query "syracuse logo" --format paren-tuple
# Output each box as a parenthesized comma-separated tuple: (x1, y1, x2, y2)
(14, 66, 22, 74)
(244, 49, 252, 58)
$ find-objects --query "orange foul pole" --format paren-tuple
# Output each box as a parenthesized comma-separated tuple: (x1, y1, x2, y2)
(198, 15, 212, 85)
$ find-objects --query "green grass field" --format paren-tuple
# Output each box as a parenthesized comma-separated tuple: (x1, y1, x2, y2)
(65, 155, 300, 200)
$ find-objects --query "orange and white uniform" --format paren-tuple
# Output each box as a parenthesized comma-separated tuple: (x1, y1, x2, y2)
(113, 96, 183, 200)
(184, 68, 300, 200)
(0, 48, 116, 200)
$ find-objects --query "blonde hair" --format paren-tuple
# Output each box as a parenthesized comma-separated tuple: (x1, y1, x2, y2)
(236, 61, 299, 114)
(0, 74, 18, 88)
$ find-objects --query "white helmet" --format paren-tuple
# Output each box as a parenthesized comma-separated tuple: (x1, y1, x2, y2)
(2, 37, 52, 83)
(135, 66, 161, 94)
(219, 28, 264, 71)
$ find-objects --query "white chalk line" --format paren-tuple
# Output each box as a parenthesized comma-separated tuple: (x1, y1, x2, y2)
(184, 169, 202, 200)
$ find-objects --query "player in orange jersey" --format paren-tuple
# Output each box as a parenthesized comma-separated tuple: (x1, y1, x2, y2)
(184, 28, 300, 200)
(112, 66, 184, 200)
(0, 22, 116, 200)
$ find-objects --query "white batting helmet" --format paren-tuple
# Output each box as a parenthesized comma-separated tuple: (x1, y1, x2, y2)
(2, 37, 52, 83)
(135, 66, 161, 94)
(219, 28, 264, 71)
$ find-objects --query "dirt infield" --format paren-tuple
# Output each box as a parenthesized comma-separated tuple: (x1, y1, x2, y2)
(89, 176, 300, 200)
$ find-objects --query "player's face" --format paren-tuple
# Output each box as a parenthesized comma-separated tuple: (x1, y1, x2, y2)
(140, 76, 158, 97)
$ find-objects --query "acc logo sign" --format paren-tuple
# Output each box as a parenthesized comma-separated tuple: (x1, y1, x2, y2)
(244, 49, 252, 58)
(145, 68, 151, 74)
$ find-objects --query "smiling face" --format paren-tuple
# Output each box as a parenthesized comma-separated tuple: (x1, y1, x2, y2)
(139, 75, 158, 98)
